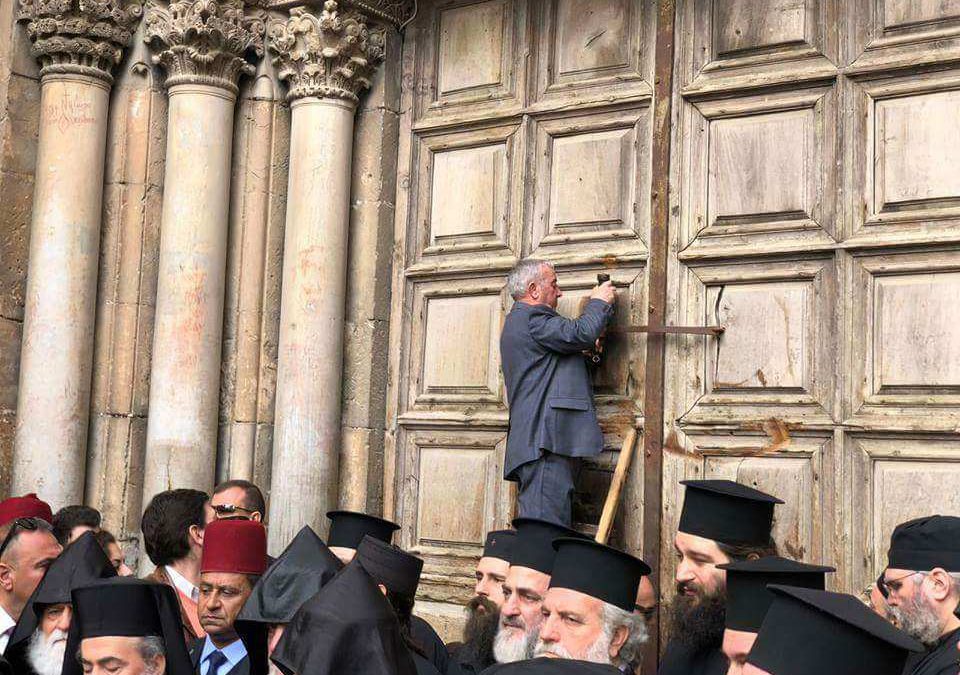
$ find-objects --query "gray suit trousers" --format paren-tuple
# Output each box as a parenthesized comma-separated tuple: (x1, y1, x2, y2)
(515, 451, 578, 527)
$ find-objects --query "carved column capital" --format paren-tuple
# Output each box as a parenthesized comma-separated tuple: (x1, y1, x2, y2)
(268, 0, 385, 103)
(18, 0, 143, 83)
(144, 0, 265, 95)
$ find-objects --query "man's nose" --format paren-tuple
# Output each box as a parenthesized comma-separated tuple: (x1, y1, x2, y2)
(539, 614, 559, 642)
(502, 595, 519, 616)
(56, 606, 72, 632)
(475, 578, 487, 597)
(676, 560, 695, 583)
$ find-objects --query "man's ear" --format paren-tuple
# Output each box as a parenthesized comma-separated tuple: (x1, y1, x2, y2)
(609, 624, 629, 658)
(378, 583, 388, 597)
(0, 562, 15, 592)
(251, 512, 263, 523)
(928, 568, 953, 601)
(189, 524, 204, 549)
(746, 552, 761, 562)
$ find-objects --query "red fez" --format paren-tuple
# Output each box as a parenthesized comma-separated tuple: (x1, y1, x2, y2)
(201, 520, 267, 576)
(0, 493, 53, 525)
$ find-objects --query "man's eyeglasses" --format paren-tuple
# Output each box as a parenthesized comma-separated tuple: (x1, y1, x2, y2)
(212, 504, 257, 521)
(0, 517, 41, 559)
(877, 570, 925, 599)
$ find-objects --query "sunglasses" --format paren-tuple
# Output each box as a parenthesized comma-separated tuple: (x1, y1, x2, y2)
(212, 504, 257, 520)
(877, 570, 924, 599)
(0, 517, 41, 559)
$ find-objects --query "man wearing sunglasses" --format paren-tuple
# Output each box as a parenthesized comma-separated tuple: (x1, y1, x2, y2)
(0, 516, 62, 653)
(209, 481, 266, 524)
(882, 515, 960, 675)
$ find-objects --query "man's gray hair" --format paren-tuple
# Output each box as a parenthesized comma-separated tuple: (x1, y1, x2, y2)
(137, 636, 165, 667)
(506, 259, 553, 300)
(601, 601, 648, 667)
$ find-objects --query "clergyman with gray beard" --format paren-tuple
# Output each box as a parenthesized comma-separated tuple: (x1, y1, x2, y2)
(882, 515, 960, 675)
(658, 481, 782, 675)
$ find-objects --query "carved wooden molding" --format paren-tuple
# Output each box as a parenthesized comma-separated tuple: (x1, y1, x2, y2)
(144, 0, 265, 94)
(18, 0, 143, 83)
(268, 0, 385, 102)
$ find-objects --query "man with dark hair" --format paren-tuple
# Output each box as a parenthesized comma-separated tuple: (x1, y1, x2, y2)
(141, 489, 211, 644)
(95, 529, 133, 576)
(192, 519, 268, 675)
(883, 515, 960, 675)
(448, 530, 516, 675)
(659, 480, 782, 675)
(210, 481, 266, 523)
(50, 505, 101, 546)
(0, 517, 61, 653)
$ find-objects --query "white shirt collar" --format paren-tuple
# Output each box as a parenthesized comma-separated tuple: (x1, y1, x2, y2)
(165, 565, 199, 603)
(0, 605, 16, 653)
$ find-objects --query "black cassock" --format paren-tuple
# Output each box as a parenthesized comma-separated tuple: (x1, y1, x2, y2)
(412, 615, 451, 674)
(902, 627, 960, 675)
(657, 640, 728, 675)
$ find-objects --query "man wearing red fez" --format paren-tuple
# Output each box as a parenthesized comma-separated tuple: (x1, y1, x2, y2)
(192, 520, 267, 675)
(0, 494, 53, 526)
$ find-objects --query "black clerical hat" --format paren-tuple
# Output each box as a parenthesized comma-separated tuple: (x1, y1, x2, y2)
(549, 538, 651, 611)
(483, 529, 516, 562)
(746, 585, 922, 675)
(483, 659, 622, 674)
(326, 510, 400, 550)
(239, 525, 342, 624)
(356, 534, 424, 598)
(717, 556, 834, 632)
(62, 577, 194, 675)
(8, 531, 116, 654)
(511, 518, 584, 575)
(271, 561, 417, 675)
(678, 480, 783, 546)
(887, 515, 960, 571)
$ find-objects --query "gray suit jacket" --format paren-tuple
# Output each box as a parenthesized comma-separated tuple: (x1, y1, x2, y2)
(499, 299, 614, 478)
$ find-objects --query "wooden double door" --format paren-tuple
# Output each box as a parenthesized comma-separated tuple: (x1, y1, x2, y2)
(385, 0, 960, 652)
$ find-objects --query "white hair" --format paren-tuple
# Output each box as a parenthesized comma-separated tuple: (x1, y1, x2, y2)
(506, 259, 553, 300)
(28, 627, 68, 675)
(602, 601, 648, 667)
(532, 601, 648, 666)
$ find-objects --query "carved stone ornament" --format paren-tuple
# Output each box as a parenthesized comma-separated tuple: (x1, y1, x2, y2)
(144, 0, 265, 93)
(18, 0, 143, 82)
(269, 0, 385, 103)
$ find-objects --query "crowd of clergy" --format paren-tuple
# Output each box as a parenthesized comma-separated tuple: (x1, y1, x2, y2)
(0, 478, 955, 675)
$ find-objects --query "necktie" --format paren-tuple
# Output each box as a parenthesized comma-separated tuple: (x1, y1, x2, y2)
(205, 649, 228, 675)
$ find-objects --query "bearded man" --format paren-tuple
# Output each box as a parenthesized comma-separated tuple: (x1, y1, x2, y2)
(743, 586, 921, 675)
(659, 480, 782, 675)
(881, 515, 960, 675)
(5, 532, 116, 675)
(448, 529, 516, 675)
(493, 519, 582, 665)
(533, 538, 649, 670)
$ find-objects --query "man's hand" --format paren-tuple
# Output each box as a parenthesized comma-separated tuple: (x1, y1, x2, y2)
(590, 280, 616, 305)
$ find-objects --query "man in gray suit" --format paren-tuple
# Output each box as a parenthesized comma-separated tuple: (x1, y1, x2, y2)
(499, 259, 616, 526)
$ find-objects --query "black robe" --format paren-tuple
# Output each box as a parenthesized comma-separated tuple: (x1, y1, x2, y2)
(412, 614, 451, 674)
(445, 639, 494, 675)
(271, 562, 417, 675)
(902, 626, 960, 675)
(657, 640, 728, 675)
(481, 659, 622, 675)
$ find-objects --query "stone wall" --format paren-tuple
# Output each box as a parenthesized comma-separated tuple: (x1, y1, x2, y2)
(0, 0, 407, 565)
(0, 2, 39, 497)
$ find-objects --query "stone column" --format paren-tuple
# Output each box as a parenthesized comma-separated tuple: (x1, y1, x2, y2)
(11, 0, 139, 504)
(141, 0, 263, 505)
(267, 1, 392, 548)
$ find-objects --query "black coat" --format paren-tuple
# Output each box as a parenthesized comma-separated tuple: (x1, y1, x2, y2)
(902, 626, 960, 675)
(657, 640, 728, 675)
(412, 614, 450, 674)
